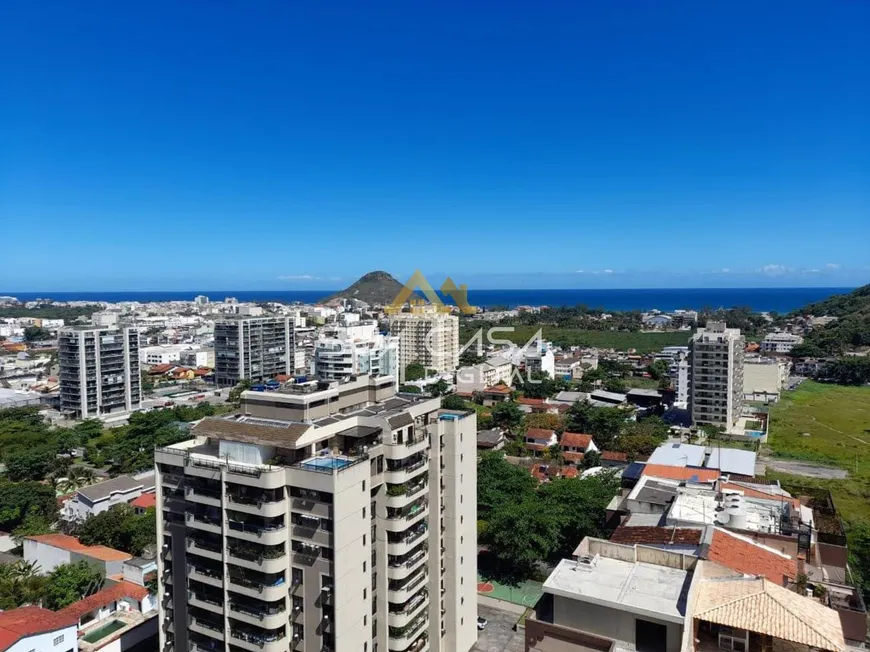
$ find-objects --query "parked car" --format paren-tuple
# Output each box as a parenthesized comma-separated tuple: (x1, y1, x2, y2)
(477, 616, 488, 631)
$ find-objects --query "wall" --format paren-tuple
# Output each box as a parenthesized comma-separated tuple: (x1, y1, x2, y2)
(7, 625, 77, 652)
(816, 542, 848, 570)
(553, 596, 683, 652)
(24, 540, 71, 574)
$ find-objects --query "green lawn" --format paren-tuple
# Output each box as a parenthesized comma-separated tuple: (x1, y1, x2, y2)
(624, 376, 659, 390)
(766, 381, 870, 525)
(460, 325, 690, 354)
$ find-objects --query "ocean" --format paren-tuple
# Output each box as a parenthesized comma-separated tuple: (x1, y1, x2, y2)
(1, 287, 852, 313)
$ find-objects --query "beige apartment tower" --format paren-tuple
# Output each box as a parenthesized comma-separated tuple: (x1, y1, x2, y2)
(689, 321, 745, 430)
(389, 309, 459, 377)
(156, 374, 477, 652)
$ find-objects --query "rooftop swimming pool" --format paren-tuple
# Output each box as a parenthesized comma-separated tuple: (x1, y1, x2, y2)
(302, 455, 353, 471)
(82, 619, 126, 643)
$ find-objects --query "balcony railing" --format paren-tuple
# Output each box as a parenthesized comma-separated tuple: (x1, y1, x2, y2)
(228, 520, 286, 536)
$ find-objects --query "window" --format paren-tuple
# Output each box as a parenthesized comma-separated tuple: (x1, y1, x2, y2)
(53, 636, 65, 646)
(363, 534, 366, 546)
(461, 617, 464, 626)
(363, 588, 367, 599)
(362, 507, 366, 519)
(362, 480, 366, 491)
(292, 567, 303, 585)
(363, 561, 366, 572)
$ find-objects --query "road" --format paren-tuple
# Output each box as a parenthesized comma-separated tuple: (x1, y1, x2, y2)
(473, 604, 525, 652)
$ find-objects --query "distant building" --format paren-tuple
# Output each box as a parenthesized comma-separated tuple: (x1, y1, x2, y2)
(524, 346, 555, 378)
(58, 322, 141, 420)
(390, 308, 459, 374)
(761, 332, 804, 354)
(61, 473, 155, 523)
(213, 315, 295, 388)
(313, 319, 399, 386)
(689, 322, 745, 429)
(24, 534, 132, 576)
(178, 347, 214, 368)
(670, 350, 690, 404)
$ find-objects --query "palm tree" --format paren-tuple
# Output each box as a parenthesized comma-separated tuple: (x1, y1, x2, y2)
(9, 560, 41, 580)
(56, 466, 98, 493)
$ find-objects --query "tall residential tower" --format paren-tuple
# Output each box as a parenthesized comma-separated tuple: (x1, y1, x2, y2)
(156, 374, 477, 652)
(689, 322, 745, 430)
(389, 308, 459, 377)
(58, 322, 141, 419)
(214, 315, 296, 388)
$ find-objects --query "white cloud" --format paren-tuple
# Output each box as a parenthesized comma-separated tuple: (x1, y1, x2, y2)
(711, 268, 731, 274)
(575, 270, 585, 274)
(277, 274, 321, 281)
(602, 269, 614, 274)
(825, 263, 841, 269)
(802, 268, 821, 274)
(759, 264, 789, 276)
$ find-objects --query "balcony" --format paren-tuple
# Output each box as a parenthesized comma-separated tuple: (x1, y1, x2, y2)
(188, 563, 223, 588)
(189, 590, 224, 615)
(388, 544, 428, 581)
(387, 524, 428, 557)
(388, 568, 429, 604)
(384, 497, 428, 532)
(385, 476, 429, 508)
(228, 623, 287, 652)
(290, 515, 333, 547)
(227, 540, 286, 573)
(385, 455, 428, 484)
(187, 538, 224, 563)
(228, 597, 287, 630)
(226, 489, 286, 517)
(186, 485, 222, 508)
(388, 588, 429, 628)
(227, 569, 287, 602)
(189, 615, 225, 641)
(187, 511, 223, 535)
(388, 615, 429, 650)
(227, 517, 287, 546)
(385, 434, 429, 459)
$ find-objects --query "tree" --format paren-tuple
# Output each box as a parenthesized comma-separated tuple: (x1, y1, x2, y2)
(23, 326, 52, 342)
(4, 447, 55, 482)
(582, 449, 601, 469)
(399, 384, 421, 394)
(12, 510, 54, 541)
(491, 401, 524, 433)
(429, 379, 450, 397)
(522, 413, 564, 433)
(603, 377, 627, 393)
(477, 452, 537, 521)
(0, 560, 46, 610)
(0, 482, 58, 532)
(515, 372, 566, 400)
(228, 379, 252, 406)
(647, 360, 670, 381)
(42, 561, 104, 610)
(823, 357, 870, 386)
(484, 498, 561, 582)
(56, 466, 97, 494)
(441, 394, 467, 411)
(78, 504, 156, 556)
(404, 363, 426, 381)
(564, 402, 630, 451)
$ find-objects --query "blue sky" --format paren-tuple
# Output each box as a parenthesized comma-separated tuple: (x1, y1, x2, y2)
(1, 1, 868, 291)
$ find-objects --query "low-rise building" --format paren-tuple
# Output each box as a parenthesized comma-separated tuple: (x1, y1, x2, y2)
(525, 427, 558, 454)
(23, 534, 132, 576)
(559, 432, 597, 464)
(61, 474, 155, 523)
(0, 606, 78, 652)
(761, 332, 804, 354)
(477, 428, 506, 450)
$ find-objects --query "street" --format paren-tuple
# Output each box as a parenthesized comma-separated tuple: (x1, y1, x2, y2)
(472, 604, 526, 652)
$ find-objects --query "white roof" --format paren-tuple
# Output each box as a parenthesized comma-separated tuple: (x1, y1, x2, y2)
(544, 556, 690, 624)
(706, 448, 757, 477)
(648, 443, 706, 468)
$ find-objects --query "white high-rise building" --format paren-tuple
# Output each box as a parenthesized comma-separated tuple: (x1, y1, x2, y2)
(314, 319, 399, 386)
(390, 308, 459, 377)
(670, 350, 690, 405)
(156, 374, 478, 652)
(214, 315, 295, 388)
(689, 322, 745, 429)
(58, 323, 141, 419)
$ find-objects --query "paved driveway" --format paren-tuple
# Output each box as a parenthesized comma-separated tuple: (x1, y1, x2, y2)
(473, 604, 525, 652)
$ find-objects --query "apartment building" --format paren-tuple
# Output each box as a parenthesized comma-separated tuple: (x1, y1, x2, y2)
(314, 320, 399, 387)
(214, 316, 295, 388)
(670, 350, 690, 405)
(760, 332, 804, 354)
(155, 374, 477, 652)
(58, 323, 141, 419)
(689, 322, 745, 429)
(390, 308, 459, 376)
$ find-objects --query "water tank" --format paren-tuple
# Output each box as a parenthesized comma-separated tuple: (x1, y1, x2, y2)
(728, 496, 748, 530)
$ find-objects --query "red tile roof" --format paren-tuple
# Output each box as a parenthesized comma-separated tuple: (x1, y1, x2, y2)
(130, 492, 156, 509)
(600, 451, 628, 462)
(26, 534, 131, 562)
(563, 451, 585, 463)
(610, 526, 702, 546)
(560, 432, 593, 449)
(525, 442, 548, 452)
(706, 528, 798, 585)
(0, 606, 76, 649)
(58, 581, 150, 622)
(641, 464, 721, 483)
(517, 397, 545, 406)
(483, 385, 512, 394)
(525, 428, 555, 440)
(147, 363, 174, 374)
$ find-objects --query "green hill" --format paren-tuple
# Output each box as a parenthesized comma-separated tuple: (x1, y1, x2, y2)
(321, 271, 417, 306)
(792, 284, 870, 355)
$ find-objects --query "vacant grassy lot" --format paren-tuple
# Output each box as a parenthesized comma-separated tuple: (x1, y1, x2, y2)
(460, 325, 690, 353)
(766, 381, 870, 525)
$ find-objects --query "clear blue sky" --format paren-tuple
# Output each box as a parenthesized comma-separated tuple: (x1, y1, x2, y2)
(1, 1, 868, 291)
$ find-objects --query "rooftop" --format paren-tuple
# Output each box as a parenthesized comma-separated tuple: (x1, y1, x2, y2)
(543, 555, 692, 625)
(130, 492, 156, 509)
(0, 606, 75, 650)
(77, 474, 146, 503)
(641, 464, 720, 483)
(25, 534, 131, 562)
(647, 443, 706, 468)
(58, 580, 150, 622)
(705, 527, 797, 584)
(694, 576, 846, 652)
(609, 526, 701, 547)
(706, 447, 757, 477)
(192, 414, 310, 447)
(560, 432, 594, 449)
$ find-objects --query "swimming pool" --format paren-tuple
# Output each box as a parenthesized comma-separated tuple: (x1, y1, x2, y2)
(82, 619, 126, 643)
(302, 456, 353, 471)
(744, 430, 765, 439)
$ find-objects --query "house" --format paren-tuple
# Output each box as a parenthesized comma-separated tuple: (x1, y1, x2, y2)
(58, 580, 156, 649)
(23, 534, 131, 576)
(559, 432, 598, 464)
(525, 428, 558, 454)
(477, 428, 506, 451)
(551, 391, 586, 406)
(0, 606, 77, 652)
(531, 464, 578, 483)
(129, 492, 156, 514)
(589, 389, 627, 406)
(480, 385, 512, 406)
(455, 357, 513, 388)
(516, 397, 548, 413)
(599, 450, 629, 468)
(62, 473, 155, 523)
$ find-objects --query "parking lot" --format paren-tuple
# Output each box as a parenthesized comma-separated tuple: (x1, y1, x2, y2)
(472, 604, 525, 652)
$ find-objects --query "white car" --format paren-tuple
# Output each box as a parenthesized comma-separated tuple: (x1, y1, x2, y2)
(477, 616, 488, 631)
